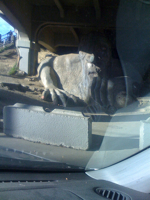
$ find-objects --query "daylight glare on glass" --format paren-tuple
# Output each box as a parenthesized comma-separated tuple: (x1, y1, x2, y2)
(0, 17, 14, 35)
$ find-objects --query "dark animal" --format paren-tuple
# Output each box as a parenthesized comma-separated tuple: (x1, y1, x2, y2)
(79, 33, 140, 113)
(78, 32, 112, 79)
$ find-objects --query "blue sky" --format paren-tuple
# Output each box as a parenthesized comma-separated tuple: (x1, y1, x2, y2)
(0, 17, 14, 35)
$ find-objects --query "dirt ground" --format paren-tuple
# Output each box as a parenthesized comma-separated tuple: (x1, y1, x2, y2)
(0, 47, 56, 131)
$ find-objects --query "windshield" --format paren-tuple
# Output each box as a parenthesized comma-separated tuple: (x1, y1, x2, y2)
(0, 0, 150, 172)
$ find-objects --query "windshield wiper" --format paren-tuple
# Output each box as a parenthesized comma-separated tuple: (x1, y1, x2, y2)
(0, 146, 84, 172)
(0, 146, 57, 162)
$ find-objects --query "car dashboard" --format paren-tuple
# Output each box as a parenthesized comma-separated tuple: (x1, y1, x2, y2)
(0, 172, 149, 200)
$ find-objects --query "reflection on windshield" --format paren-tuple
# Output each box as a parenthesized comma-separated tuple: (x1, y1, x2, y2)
(0, 0, 150, 172)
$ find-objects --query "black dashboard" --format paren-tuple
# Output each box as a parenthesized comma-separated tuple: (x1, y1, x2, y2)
(0, 172, 149, 200)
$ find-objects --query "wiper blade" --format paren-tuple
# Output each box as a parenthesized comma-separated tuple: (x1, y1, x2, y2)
(0, 156, 84, 171)
(0, 146, 57, 162)
(0, 146, 84, 171)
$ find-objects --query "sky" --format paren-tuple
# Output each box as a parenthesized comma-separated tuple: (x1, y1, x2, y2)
(0, 17, 14, 35)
